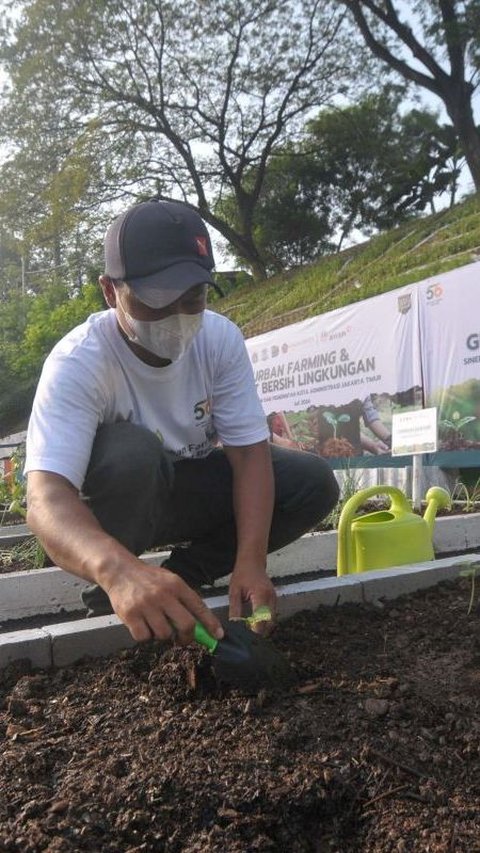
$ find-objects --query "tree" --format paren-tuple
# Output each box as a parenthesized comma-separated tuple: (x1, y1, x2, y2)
(218, 90, 460, 265)
(0, 0, 362, 280)
(339, 1, 480, 190)
(216, 146, 334, 273)
(308, 90, 462, 249)
(0, 84, 113, 296)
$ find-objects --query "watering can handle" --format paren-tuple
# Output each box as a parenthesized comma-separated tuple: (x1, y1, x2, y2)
(337, 485, 412, 577)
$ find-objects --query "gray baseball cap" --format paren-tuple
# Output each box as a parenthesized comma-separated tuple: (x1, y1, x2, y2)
(104, 200, 215, 308)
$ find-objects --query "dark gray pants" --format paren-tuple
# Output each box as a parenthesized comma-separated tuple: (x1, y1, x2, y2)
(81, 422, 339, 615)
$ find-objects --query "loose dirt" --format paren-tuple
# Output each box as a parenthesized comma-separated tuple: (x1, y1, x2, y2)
(1, 578, 480, 852)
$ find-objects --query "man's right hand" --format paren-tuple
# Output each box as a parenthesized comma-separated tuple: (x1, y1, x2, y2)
(102, 560, 224, 645)
(26, 470, 223, 647)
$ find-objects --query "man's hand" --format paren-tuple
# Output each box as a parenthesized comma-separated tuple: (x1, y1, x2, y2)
(228, 565, 277, 634)
(222, 441, 276, 633)
(102, 561, 224, 644)
(26, 471, 224, 647)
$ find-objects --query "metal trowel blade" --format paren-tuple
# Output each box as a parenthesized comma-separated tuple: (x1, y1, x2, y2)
(212, 620, 296, 693)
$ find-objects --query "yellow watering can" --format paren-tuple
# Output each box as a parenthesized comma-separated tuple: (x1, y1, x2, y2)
(337, 485, 451, 576)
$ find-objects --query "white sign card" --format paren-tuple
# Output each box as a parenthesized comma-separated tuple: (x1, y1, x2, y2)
(391, 407, 438, 456)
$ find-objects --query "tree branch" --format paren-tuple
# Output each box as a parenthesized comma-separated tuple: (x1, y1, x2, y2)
(342, 0, 449, 96)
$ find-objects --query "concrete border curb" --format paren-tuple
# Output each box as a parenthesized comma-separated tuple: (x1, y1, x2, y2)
(2, 513, 480, 622)
(0, 524, 30, 546)
(1, 554, 478, 671)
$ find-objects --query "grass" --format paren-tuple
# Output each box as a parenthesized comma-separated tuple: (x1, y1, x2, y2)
(0, 537, 46, 572)
(213, 192, 480, 337)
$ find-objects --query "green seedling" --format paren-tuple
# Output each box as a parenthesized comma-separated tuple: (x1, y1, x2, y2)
(323, 460, 361, 531)
(230, 604, 273, 627)
(451, 477, 480, 514)
(459, 560, 480, 615)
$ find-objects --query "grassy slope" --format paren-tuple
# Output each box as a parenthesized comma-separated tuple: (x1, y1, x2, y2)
(213, 192, 480, 338)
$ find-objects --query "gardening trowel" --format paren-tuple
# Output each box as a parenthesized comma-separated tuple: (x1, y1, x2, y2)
(194, 619, 296, 693)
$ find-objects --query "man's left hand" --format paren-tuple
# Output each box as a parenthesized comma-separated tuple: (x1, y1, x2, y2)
(228, 565, 277, 634)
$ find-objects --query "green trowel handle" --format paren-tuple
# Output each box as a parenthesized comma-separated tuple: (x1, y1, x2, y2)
(194, 622, 218, 653)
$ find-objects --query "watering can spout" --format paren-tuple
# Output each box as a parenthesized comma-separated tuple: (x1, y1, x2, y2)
(423, 486, 451, 536)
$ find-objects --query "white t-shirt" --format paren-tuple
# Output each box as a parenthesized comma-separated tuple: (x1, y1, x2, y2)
(25, 308, 269, 490)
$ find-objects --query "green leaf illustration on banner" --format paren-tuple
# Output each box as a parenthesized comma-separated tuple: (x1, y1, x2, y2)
(323, 411, 351, 438)
(441, 414, 476, 432)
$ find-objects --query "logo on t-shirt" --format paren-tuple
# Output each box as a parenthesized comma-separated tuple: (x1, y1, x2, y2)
(194, 398, 211, 421)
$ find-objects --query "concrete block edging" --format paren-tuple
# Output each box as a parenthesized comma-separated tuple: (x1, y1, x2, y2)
(2, 511, 480, 623)
(1, 553, 478, 672)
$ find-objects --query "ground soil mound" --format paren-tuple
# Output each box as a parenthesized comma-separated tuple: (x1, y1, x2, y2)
(1, 579, 480, 851)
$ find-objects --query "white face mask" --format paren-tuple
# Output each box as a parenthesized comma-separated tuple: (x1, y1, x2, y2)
(122, 310, 203, 361)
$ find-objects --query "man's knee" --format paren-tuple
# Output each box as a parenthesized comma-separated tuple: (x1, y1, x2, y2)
(299, 452, 340, 518)
(271, 446, 340, 519)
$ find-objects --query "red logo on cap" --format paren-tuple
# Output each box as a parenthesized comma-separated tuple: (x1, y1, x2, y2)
(195, 236, 208, 256)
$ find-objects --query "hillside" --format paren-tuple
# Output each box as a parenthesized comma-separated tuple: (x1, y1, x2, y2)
(214, 192, 480, 338)
(2, 193, 480, 440)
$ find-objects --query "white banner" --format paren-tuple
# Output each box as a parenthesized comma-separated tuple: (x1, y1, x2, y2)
(246, 284, 422, 459)
(418, 262, 480, 456)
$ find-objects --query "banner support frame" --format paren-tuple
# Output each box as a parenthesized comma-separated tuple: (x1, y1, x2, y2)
(412, 455, 423, 510)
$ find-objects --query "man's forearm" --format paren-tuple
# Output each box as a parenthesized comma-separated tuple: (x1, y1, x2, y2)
(26, 471, 133, 588)
(224, 441, 274, 569)
(27, 470, 225, 643)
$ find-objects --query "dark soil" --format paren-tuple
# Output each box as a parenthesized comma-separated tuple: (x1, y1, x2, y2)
(1, 579, 480, 852)
(0, 556, 53, 576)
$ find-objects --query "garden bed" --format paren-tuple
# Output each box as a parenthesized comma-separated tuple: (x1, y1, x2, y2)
(0, 502, 478, 576)
(1, 578, 479, 851)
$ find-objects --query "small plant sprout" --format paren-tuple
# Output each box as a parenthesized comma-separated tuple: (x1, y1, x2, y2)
(459, 560, 480, 615)
(451, 476, 480, 513)
(323, 411, 351, 439)
(230, 605, 273, 627)
(324, 461, 360, 531)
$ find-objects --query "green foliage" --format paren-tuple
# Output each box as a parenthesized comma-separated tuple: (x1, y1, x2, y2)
(0, 449, 46, 571)
(323, 412, 351, 439)
(0, 536, 46, 571)
(17, 282, 104, 378)
(340, 0, 480, 191)
(216, 146, 335, 273)
(322, 463, 361, 531)
(0, 450, 26, 515)
(216, 89, 461, 272)
(431, 379, 480, 444)
(0, 0, 362, 280)
(451, 476, 480, 513)
(308, 92, 461, 241)
(0, 281, 104, 429)
(209, 271, 254, 302)
(440, 413, 477, 434)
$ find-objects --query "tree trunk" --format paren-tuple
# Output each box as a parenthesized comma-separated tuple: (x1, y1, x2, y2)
(229, 233, 268, 281)
(444, 85, 480, 192)
(248, 257, 268, 282)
